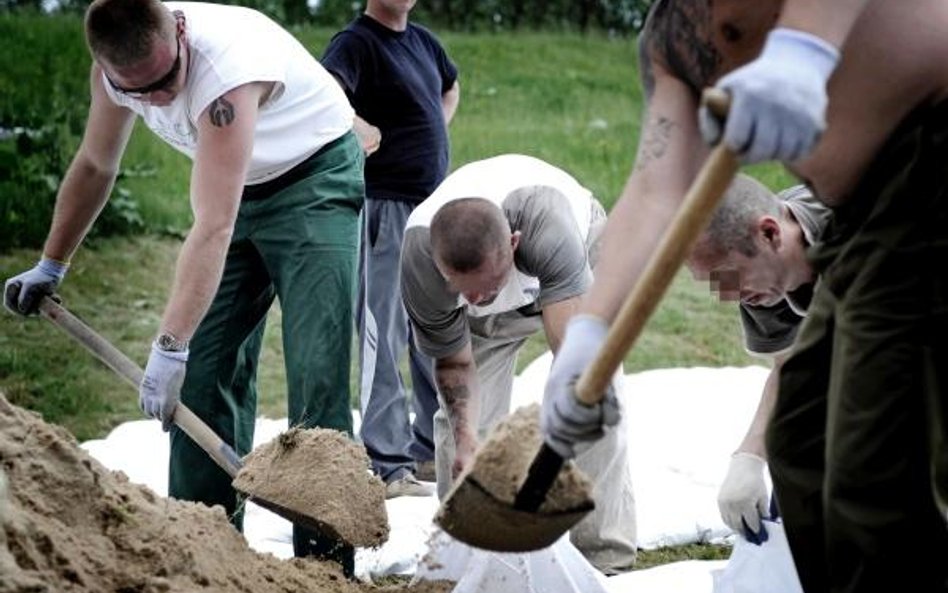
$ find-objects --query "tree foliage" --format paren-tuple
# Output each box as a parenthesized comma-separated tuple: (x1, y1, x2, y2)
(3, 0, 653, 34)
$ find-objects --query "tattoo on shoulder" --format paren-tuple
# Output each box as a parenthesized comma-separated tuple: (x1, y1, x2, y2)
(208, 97, 235, 128)
(635, 115, 676, 172)
(640, 0, 719, 96)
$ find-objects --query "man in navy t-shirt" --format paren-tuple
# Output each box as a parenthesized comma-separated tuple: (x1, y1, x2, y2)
(322, 0, 459, 498)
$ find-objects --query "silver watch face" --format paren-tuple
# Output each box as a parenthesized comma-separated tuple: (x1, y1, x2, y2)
(157, 333, 186, 352)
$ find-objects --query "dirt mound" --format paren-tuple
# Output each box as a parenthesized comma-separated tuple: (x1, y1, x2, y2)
(234, 426, 389, 547)
(0, 393, 450, 593)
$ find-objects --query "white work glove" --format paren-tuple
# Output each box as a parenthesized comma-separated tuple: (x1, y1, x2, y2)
(718, 452, 769, 539)
(700, 27, 840, 164)
(541, 315, 621, 459)
(3, 257, 68, 316)
(139, 342, 188, 432)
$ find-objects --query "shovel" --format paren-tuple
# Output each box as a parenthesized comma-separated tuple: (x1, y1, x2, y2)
(436, 89, 739, 552)
(37, 295, 348, 540)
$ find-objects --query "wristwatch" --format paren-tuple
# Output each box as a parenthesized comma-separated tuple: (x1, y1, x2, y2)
(156, 332, 189, 352)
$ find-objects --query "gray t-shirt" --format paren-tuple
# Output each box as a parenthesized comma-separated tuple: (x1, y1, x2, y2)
(401, 155, 596, 359)
(740, 185, 831, 355)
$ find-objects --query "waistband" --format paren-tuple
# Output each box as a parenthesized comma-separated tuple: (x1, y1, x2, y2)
(241, 132, 351, 202)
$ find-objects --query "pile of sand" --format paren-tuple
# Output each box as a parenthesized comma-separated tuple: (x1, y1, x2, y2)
(0, 393, 450, 593)
(234, 426, 389, 548)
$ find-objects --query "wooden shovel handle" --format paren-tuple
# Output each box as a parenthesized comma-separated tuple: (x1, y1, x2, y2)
(38, 296, 243, 477)
(574, 89, 738, 403)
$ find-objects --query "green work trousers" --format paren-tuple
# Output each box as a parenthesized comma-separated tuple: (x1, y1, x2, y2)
(767, 103, 948, 593)
(168, 132, 364, 575)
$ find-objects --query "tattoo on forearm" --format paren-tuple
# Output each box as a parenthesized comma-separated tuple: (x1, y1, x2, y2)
(208, 97, 235, 127)
(635, 115, 676, 171)
(436, 367, 474, 430)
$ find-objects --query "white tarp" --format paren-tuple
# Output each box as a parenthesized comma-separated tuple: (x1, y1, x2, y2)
(82, 359, 774, 592)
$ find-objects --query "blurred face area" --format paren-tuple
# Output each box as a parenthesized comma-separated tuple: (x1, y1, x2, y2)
(436, 232, 520, 306)
(687, 221, 791, 307)
(370, 0, 417, 18)
(101, 16, 187, 106)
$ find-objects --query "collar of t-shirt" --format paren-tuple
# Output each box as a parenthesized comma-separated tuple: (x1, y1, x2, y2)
(358, 13, 409, 39)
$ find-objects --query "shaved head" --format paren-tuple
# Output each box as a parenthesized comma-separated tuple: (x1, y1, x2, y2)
(695, 173, 782, 262)
(430, 198, 511, 272)
(85, 0, 175, 66)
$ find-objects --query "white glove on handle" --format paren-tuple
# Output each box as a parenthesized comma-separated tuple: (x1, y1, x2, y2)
(3, 257, 68, 316)
(541, 315, 621, 459)
(718, 452, 769, 538)
(700, 27, 840, 163)
(140, 342, 188, 432)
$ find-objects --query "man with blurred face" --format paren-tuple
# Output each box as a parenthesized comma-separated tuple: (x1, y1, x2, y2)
(541, 1, 948, 588)
(3, 0, 364, 576)
(400, 154, 637, 574)
(687, 174, 830, 543)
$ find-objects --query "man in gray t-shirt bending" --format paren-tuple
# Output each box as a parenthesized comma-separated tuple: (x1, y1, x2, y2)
(687, 175, 831, 541)
(401, 154, 636, 574)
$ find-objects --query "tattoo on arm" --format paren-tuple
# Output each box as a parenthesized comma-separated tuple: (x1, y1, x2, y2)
(435, 360, 475, 432)
(439, 383, 471, 422)
(634, 115, 676, 172)
(208, 97, 235, 127)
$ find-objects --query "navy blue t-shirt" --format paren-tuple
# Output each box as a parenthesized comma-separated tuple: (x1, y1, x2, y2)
(321, 15, 458, 203)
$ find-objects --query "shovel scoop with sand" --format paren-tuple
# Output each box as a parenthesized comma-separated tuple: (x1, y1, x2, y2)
(434, 403, 595, 552)
(38, 296, 389, 549)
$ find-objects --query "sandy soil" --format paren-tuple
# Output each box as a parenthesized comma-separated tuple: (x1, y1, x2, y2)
(465, 403, 593, 512)
(234, 426, 389, 548)
(0, 393, 451, 593)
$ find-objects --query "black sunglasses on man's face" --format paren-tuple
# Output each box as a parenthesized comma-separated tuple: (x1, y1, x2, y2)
(106, 36, 181, 98)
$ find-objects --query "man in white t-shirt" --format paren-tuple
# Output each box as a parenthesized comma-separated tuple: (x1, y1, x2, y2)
(2, 0, 364, 575)
(401, 154, 637, 574)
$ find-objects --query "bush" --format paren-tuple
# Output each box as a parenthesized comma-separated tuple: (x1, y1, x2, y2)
(0, 13, 146, 251)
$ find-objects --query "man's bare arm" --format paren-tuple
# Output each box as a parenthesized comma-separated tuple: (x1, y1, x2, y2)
(441, 80, 460, 125)
(541, 296, 581, 354)
(435, 342, 480, 477)
(159, 82, 267, 341)
(583, 57, 707, 323)
(43, 64, 136, 262)
(780, 0, 872, 48)
(737, 352, 790, 458)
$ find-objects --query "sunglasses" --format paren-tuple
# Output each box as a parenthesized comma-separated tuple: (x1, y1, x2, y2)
(106, 36, 181, 98)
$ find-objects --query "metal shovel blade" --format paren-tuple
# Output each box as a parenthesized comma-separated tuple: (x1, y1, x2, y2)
(435, 474, 594, 552)
(243, 490, 346, 543)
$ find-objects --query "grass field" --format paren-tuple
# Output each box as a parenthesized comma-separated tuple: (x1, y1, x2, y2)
(0, 19, 798, 568)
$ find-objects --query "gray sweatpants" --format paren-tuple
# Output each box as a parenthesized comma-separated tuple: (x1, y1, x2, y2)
(356, 198, 440, 482)
(433, 310, 638, 574)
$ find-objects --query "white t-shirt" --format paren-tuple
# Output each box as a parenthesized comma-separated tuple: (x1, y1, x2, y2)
(103, 2, 353, 184)
(402, 154, 598, 358)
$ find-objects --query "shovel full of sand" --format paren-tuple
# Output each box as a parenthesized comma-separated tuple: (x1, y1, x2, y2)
(37, 295, 388, 549)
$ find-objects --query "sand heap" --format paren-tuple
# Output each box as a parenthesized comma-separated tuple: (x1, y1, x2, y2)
(0, 393, 450, 593)
(234, 426, 389, 547)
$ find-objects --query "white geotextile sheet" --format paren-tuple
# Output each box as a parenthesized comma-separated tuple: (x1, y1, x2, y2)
(82, 358, 771, 591)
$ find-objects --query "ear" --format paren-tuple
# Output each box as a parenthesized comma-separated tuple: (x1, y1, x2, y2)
(758, 216, 782, 251)
(510, 230, 522, 253)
